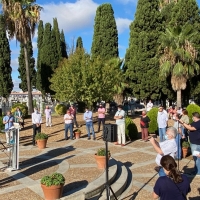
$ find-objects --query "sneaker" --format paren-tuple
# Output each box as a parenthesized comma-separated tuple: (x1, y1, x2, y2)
(93, 138, 96, 140)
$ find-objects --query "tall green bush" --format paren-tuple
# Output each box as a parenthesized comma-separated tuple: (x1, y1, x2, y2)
(147, 107, 158, 134)
(11, 103, 28, 118)
(55, 104, 67, 115)
(125, 117, 138, 140)
(186, 104, 200, 123)
(0, 116, 4, 132)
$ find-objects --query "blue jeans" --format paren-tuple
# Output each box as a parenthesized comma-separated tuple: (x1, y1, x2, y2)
(86, 121, 95, 138)
(190, 143, 200, 175)
(159, 167, 166, 177)
(159, 127, 166, 142)
(175, 134, 181, 159)
(65, 123, 73, 139)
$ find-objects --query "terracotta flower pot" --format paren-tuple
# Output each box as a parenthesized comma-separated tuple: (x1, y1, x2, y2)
(94, 154, 110, 169)
(75, 132, 81, 139)
(182, 147, 188, 158)
(36, 139, 47, 149)
(41, 184, 63, 200)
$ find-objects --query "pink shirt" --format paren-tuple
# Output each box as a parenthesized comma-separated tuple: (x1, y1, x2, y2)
(69, 107, 76, 116)
(98, 108, 105, 118)
(45, 108, 51, 118)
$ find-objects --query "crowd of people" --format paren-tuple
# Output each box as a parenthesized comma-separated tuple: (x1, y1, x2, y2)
(2, 100, 200, 199)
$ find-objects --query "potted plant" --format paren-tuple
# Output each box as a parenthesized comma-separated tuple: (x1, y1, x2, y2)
(74, 129, 81, 139)
(41, 172, 65, 200)
(182, 141, 190, 158)
(35, 133, 48, 149)
(94, 148, 110, 169)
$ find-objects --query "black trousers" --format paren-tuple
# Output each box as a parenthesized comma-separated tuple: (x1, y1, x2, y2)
(33, 124, 41, 145)
(98, 118, 105, 132)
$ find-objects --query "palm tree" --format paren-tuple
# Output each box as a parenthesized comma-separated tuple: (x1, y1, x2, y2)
(159, 24, 199, 107)
(1, 0, 42, 114)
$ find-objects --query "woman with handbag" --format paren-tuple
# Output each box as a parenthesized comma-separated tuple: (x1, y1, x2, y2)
(14, 107, 24, 128)
(153, 155, 191, 200)
(140, 110, 150, 142)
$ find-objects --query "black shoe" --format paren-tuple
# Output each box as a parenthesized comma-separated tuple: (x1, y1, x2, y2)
(70, 138, 74, 140)
(65, 137, 68, 140)
(88, 137, 91, 140)
(93, 138, 96, 140)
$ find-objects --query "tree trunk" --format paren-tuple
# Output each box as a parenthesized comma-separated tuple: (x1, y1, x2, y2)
(113, 94, 123, 105)
(24, 39, 33, 114)
(177, 90, 181, 108)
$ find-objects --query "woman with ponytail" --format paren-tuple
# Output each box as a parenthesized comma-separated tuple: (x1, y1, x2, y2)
(153, 155, 191, 200)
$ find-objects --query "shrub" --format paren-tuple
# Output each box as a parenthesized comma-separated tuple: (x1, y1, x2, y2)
(11, 103, 28, 118)
(96, 148, 110, 156)
(74, 129, 81, 133)
(125, 117, 138, 140)
(41, 172, 65, 187)
(186, 104, 200, 123)
(35, 133, 48, 140)
(55, 104, 67, 115)
(0, 116, 4, 131)
(182, 141, 190, 148)
(147, 107, 158, 134)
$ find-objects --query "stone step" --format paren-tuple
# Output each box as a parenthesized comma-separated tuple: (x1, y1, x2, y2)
(62, 158, 117, 200)
(98, 161, 128, 200)
(118, 165, 133, 200)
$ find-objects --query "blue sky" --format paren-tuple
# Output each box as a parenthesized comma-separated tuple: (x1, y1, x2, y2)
(8, 0, 200, 91)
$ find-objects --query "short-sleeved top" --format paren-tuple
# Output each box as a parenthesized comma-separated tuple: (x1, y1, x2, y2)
(3, 115, 14, 130)
(155, 139, 177, 166)
(115, 110, 125, 125)
(98, 108, 105, 118)
(189, 120, 200, 145)
(154, 174, 191, 200)
(180, 115, 189, 124)
(157, 111, 168, 128)
(45, 108, 51, 118)
(140, 116, 150, 128)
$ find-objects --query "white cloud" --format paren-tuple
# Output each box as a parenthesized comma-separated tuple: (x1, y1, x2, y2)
(116, 18, 132, 34)
(117, 0, 138, 5)
(40, 0, 99, 33)
(11, 58, 19, 72)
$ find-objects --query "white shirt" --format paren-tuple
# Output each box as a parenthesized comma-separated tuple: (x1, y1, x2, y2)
(32, 112, 42, 124)
(115, 110, 125, 125)
(147, 102, 153, 111)
(155, 139, 177, 166)
(64, 114, 74, 124)
(157, 111, 168, 128)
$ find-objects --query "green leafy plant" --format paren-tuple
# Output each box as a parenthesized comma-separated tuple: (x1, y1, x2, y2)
(41, 172, 65, 187)
(182, 141, 190, 148)
(55, 104, 67, 115)
(96, 148, 110, 156)
(147, 107, 158, 134)
(186, 104, 200, 123)
(35, 133, 48, 140)
(0, 116, 4, 132)
(125, 117, 138, 140)
(74, 129, 81, 133)
(11, 103, 28, 118)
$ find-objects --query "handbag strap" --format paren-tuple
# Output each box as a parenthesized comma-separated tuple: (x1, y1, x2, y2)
(169, 177, 187, 200)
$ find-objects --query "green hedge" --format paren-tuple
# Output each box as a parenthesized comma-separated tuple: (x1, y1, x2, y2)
(147, 107, 158, 134)
(0, 116, 4, 131)
(125, 117, 138, 140)
(55, 104, 67, 115)
(186, 104, 200, 123)
(11, 103, 28, 118)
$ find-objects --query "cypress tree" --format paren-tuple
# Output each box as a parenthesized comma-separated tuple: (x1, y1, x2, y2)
(60, 30, 68, 59)
(40, 23, 58, 94)
(76, 37, 83, 49)
(53, 18, 62, 60)
(0, 15, 13, 97)
(91, 3, 118, 60)
(36, 20, 44, 91)
(125, 0, 169, 101)
(18, 41, 36, 91)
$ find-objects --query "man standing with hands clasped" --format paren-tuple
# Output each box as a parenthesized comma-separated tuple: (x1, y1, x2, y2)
(114, 105, 126, 146)
(84, 107, 95, 140)
(32, 107, 42, 146)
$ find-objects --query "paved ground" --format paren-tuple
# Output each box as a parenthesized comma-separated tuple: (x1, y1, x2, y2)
(0, 114, 200, 200)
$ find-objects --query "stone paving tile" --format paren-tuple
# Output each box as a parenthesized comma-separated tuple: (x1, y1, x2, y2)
(127, 140, 152, 148)
(67, 154, 96, 165)
(0, 172, 20, 189)
(20, 161, 59, 180)
(72, 140, 103, 149)
(187, 177, 200, 198)
(0, 152, 9, 159)
(63, 167, 104, 195)
(0, 188, 44, 200)
(133, 176, 160, 187)
(132, 163, 157, 174)
(19, 149, 42, 156)
(122, 185, 153, 200)
(114, 152, 155, 165)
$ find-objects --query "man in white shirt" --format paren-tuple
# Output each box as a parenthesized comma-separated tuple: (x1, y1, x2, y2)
(146, 100, 153, 112)
(150, 126, 177, 176)
(114, 105, 126, 146)
(32, 107, 42, 146)
(45, 106, 52, 127)
(64, 109, 74, 140)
